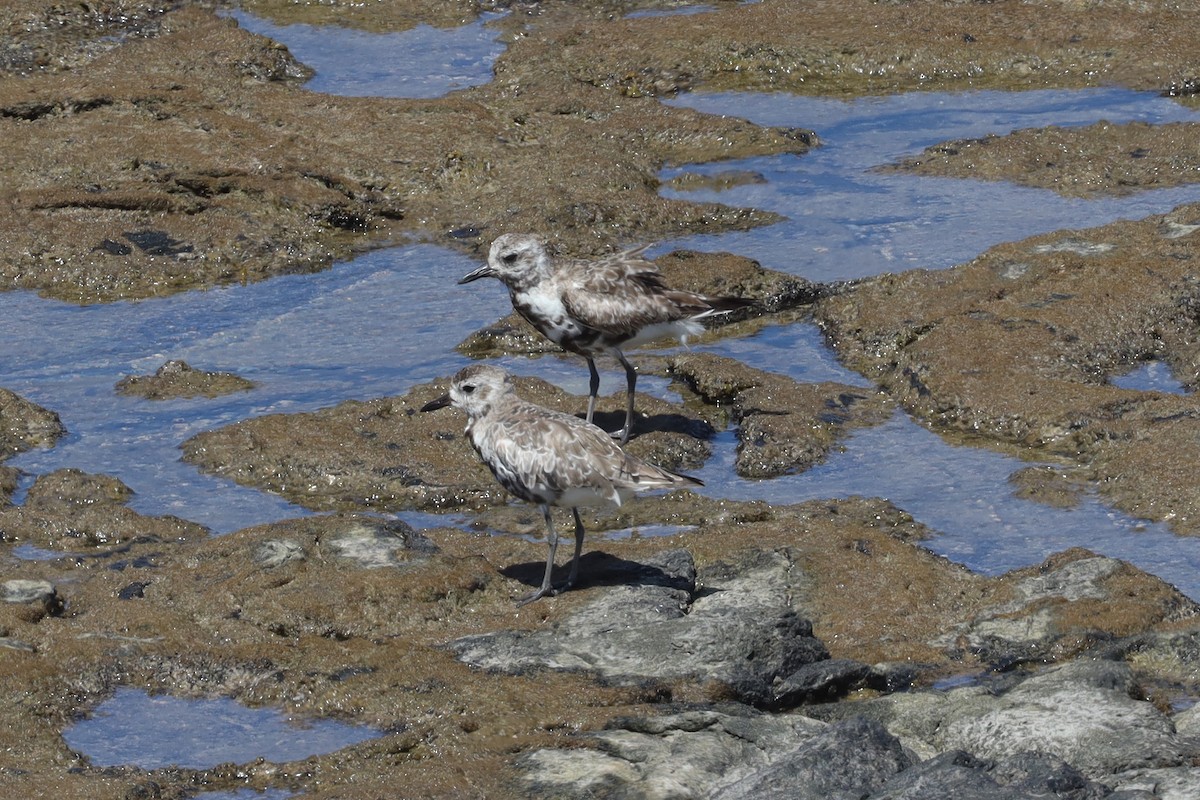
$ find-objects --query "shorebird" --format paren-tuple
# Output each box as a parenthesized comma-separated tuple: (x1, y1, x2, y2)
(421, 364, 702, 605)
(458, 233, 753, 443)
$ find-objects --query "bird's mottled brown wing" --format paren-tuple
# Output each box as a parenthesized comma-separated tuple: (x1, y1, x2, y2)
(559, 250, 711, 337)
(481, 402, 627, 506)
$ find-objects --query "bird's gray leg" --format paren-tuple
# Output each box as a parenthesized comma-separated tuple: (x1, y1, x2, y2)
(517, 505, 560, 606)
(561, 508, 587, 591)
(612, 349, 637, 444)
(585, 357, 600, 424)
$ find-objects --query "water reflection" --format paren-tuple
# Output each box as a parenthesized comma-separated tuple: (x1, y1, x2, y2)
(63, 688, 378, 770)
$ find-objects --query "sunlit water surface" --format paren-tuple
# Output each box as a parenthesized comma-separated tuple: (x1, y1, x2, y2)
(62, 688, 378, 770)
(660, 88, 1200, 282)
(227, 10, 505, 98)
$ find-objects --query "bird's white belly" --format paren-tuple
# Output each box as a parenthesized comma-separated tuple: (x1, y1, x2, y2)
(555, 485, 622, 509)
(514, 288, 583, 345)
(623, 318, 704, 349)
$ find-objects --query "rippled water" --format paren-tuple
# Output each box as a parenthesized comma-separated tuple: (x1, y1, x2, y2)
(227, 10, 505, 98)
(62, 688, 378, 769)
(4, 15, 1200, 612)
(660, 87, 1200, 282)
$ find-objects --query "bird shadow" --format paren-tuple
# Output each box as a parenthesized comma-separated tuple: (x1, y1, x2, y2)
(501, 550, 694, 594)
(585, 410, 715, 441)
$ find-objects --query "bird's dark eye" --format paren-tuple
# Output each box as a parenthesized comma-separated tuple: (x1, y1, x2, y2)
(461, 384, 476, 394)
(501, 252, 518, 265)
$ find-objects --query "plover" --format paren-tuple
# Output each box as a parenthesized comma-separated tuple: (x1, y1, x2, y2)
(458, 233, 752, 443)
(421, 364, 702, 605)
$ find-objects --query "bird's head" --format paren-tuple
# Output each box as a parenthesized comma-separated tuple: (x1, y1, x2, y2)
(420, 364, 513, 419)
(458, 233, 551, 289)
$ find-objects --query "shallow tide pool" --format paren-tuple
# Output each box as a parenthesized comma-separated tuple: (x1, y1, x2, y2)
(62, 688, 379, 770)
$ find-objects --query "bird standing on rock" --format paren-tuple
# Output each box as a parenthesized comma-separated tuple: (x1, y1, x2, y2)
(421, 364, 702, 605)
(458, 233, 753, 443)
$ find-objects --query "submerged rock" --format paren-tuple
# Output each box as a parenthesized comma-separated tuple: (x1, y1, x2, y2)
(0, 388, 65, 459)
(114, 359, 257, 400)
(0, 468, 208, 550)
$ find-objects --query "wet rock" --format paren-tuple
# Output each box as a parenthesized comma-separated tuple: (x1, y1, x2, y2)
(871, 750, 1115, 800)
(665, 169, 769, 192)
(670, 352, 894, 478)
(882, 121, 1200, 197)
(713, 716, 914, 800)
(3, 578, 62, 612)
(0, 387, 65, 459)
(182, 372, 709, 512)
(859, 660, 1193, 779)
(815, 203, 1200, 534)
(1121, 629, 1200, 707)
(520, 708, 1122, 800)
(114, 359, 257, 400)
(0, 468, 207, 550)
(0, 465, 17, 507)
(517, 706, 829, 799)
(23, 468, 132, 512)
(450, 548, 829, 707)
(0, 5, 815, 303)
(1008, 465, 1086, 509)
(562, 1, 1200, 96)
(772, 658, 876, 707)
(934, 549, 1200, 670)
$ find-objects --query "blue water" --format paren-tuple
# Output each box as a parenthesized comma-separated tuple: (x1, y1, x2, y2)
(62, 688, 379, 770)
(659, 88, 1200, 282)
(1110, 360, 1190, 394)
(227, 10, 506, 99)
(0, 245, 509, 532)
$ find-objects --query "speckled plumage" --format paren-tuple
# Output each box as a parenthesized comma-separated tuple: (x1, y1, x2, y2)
(459, 233, 752, 442)
(421, 364, 701, 605)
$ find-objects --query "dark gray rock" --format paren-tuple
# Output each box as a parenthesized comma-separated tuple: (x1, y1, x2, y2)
(860, 660, 1193, 779)
(449, 548, 828, 706)
(773, 658, 874, 707)
(871, 750, 1114, 800)
(713, 716, 913, 800)
(517, 706, 828, 799)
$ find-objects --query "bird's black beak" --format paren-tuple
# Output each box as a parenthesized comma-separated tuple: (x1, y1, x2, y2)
(457, 264, 495, 284)
(420, 394, 451, 412)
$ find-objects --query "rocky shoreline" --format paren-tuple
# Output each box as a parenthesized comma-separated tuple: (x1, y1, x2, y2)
(3, 1, 1200, 798)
